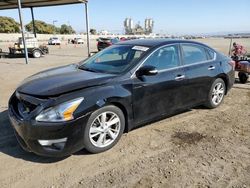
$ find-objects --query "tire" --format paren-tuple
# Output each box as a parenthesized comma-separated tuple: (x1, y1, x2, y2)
(32, 50, 42, 58)
(205, 78, 226, 109)
(238, 72, 249, 84)
(83, 105, 125, 154)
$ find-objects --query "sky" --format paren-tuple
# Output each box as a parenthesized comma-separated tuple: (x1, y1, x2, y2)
(0, 0, 249, 35)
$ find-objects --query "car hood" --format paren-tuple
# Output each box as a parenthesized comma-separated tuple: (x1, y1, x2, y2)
(17, 64, 116, 97)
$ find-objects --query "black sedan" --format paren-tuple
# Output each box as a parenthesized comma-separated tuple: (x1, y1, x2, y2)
(8, 39, 235, 157)
(97, 37, 119, 51)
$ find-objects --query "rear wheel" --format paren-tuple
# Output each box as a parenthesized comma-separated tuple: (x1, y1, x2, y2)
(32, 50, 42, 58)
(83, 105, 125, 153)
(238, 72, 249, 84)
(205, 78, 226, 109)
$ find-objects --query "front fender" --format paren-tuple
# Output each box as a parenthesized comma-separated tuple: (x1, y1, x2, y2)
(57, 83, 133, 131)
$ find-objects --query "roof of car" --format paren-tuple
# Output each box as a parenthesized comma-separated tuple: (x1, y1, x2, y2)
(116, 39, 208, 48)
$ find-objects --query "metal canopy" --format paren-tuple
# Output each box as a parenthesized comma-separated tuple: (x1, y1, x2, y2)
(0, 0, 90, 64)
(0, 0, 87, 10)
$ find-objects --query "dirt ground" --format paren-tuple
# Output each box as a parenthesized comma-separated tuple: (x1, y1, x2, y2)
(0, 39, 250, 188)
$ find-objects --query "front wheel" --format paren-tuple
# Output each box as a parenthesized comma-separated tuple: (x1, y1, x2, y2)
(83, 105, 125, 153)
(205, 78, 226, 109)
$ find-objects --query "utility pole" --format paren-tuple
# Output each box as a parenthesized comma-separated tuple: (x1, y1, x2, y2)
(84, 3, 90, 57)
(53, 20, 58, 34)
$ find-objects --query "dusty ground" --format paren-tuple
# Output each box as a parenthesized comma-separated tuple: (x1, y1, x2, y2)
(0, 39, 250, 188)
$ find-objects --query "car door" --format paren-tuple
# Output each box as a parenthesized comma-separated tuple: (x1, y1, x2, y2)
(180, 44, 220, 106)
(132, 44, 187, 124)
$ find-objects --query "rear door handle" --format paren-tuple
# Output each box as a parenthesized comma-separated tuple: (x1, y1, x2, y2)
(208, 66, 215, 70)
(175, 75, 185, 81)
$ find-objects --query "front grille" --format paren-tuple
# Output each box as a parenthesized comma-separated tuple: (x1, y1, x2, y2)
(11, 93, 38, 118)
(17, 100, 36, 117)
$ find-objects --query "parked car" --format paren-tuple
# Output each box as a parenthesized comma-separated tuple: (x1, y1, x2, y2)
(97, 37, 119, 51)
(48, 37, 61, 45)
(8, 39, 235, 157)
(72, 37, 84, 44)
(120, 37, 128, 41)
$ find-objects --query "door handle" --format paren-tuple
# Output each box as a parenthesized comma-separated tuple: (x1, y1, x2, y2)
(208, 66, 215, 70)
(175, 75, 185, 81)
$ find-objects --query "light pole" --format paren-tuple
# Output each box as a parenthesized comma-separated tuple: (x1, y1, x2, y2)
(53, 20, 58, 34)
(84, 3, 90, 57)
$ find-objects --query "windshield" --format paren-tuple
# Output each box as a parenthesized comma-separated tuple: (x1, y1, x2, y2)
(79, 45, 149, 74)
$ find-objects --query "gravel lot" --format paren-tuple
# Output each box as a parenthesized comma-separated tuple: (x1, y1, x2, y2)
(0, 39, 250, 188)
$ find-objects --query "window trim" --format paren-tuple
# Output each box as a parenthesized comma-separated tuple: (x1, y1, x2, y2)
(179, 43, 216, 67)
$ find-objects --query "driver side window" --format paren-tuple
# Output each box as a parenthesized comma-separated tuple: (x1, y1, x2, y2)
(143, 45, 180, 70)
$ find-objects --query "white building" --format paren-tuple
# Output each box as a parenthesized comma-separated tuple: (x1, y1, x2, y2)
(124, 18, 134, 34)
(99, 30, 109, 35)
(145, 18, 154, 34)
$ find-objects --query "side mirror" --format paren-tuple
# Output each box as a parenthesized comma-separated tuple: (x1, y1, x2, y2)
(136, 65, 158, 77)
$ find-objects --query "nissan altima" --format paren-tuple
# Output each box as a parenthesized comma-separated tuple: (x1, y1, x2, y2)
(8, 39, 235, 157)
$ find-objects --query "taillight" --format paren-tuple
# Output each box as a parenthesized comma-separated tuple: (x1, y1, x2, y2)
(97, 42, 100, 46)
(228, 60, 235, 70)
(107, 42, 112, 46)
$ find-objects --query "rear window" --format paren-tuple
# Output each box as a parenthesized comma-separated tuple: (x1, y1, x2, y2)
(182, 44, 208, 65)
(111, 39, 119, 43)
(206, 48, 215, 60)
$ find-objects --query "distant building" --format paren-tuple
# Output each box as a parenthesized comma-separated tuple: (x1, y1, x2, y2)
(124, 18, 134, 35)
(124, 18, 154, 35)
(144, 18, 154, 34)
(134, 22, 144, 35)
(99, 30, 109, 35)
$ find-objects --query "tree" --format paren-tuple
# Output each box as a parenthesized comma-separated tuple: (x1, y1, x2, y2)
(0, 16, 20, 33)
(90, 28, 97, 35)
(25, 20, 59, 34)
(60, 24, 75, 34)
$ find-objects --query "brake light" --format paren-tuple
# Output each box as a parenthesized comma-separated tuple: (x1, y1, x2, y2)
(107, 42, 112, 46)
(228, 60, 235, 70)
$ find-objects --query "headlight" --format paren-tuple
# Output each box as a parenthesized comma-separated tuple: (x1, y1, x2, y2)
(36, 98, 84, 122)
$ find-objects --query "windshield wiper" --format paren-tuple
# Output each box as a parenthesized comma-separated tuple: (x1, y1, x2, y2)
(78, 66, 99, 73)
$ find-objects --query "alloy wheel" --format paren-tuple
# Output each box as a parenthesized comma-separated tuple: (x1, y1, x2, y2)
(211, 82, 225, 106)
(89, 111, 121, 148)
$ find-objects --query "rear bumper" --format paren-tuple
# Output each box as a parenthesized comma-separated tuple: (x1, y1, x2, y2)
(8, 102, 89, 158)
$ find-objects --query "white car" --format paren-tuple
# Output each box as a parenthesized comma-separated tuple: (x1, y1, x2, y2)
(48, 37, 61, 45)
(73, 37, 84, 44)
